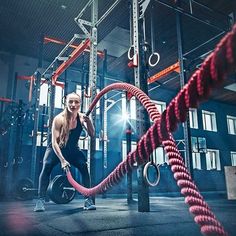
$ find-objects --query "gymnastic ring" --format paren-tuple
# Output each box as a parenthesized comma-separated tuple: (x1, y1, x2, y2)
(128, 45, 135, 60)
(143, 161, 160, 187)
(148, 52, 160, 67)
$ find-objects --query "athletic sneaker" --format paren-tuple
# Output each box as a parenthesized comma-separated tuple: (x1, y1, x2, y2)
(84, 198, 96, 210)
(34, 198, 45, 212)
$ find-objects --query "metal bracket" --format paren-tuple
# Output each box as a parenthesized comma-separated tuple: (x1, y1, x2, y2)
(75, 19, 92, 39)
(139, 0, 151, 19)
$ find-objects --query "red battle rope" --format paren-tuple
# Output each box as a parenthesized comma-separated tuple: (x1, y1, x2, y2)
(66, 24, 236, 235)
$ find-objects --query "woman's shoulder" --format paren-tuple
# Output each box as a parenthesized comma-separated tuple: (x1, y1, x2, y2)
(54, 112, 64, 123)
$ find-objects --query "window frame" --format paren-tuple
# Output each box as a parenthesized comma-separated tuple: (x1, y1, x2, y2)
(192, 152, 201, 169)
(227, 115, 236, 135)
(206, 149, 221, 170)
(231, 151, 236, 166)
(202, 110, 217, 132)
(39, 80, 64, 109)
(189, 108, 198, 129)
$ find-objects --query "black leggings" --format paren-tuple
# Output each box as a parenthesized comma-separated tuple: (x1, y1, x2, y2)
(38, 146, 91, 198)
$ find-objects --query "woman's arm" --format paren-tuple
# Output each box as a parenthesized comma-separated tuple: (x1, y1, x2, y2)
(82, 114, 95, 137)
(51, 116, 70, 169)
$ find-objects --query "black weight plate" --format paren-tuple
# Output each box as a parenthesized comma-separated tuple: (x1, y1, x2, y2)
(14, 178, 35, 200)
(47, 175, 75, 204)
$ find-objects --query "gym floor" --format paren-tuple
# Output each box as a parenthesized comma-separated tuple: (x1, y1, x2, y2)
(0, 194, 235, 236)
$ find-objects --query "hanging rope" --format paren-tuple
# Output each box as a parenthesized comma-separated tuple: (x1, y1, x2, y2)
(66, 24, 236, 236)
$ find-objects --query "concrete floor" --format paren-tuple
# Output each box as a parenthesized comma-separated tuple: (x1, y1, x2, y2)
(0, 195, 235, 236)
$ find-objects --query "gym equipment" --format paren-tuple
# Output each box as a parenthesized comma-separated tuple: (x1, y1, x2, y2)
(143, 161, 161, 187)
(47, 175, 76, 204)
(14, 175, 75, 204)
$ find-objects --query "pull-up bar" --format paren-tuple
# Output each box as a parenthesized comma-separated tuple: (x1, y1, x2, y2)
(52, 38, 90, 84)
(148, 62, 180, 84)
(44, 36, 104, 58)
(42, 34, 83, 77)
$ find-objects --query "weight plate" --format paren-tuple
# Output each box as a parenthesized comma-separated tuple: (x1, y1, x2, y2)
(47, 175, 76, 204)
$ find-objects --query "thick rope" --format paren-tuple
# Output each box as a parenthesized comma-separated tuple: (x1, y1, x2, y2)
(66, 24, 236, 236)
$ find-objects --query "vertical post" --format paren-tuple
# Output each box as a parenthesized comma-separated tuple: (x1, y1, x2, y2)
(175, 0, 193, 176)
(80, 53, 85, 113)
(126, 92, 133, 204)
(64, 69, 68, 96)
(103, 98, 108, 172)
(47, 78, 55, 146)
(132, 0, 150, 212)
(12, 99, 24, 181)
(12, 73, 18, 101)
(31, 35, 44, 184)
(150, 4, 155, 53)
(101, 49, 107, 198)
(31, 71, 42, 183)
(88, 0, 98, 202)
(5, 54, 15, 196)
(40, 104, 46, 150)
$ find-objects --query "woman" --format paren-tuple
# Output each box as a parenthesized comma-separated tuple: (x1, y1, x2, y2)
(34, 92, 96, 212)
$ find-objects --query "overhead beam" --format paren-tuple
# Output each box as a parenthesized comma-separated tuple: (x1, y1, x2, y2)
(52, 38, 90, 84)
(42, 34, 81, 77)
(44, 36, 104, 58)
(148, 62, 180, 84)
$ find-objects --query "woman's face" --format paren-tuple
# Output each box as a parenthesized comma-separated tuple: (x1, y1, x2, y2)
(66, 93, 81, 113)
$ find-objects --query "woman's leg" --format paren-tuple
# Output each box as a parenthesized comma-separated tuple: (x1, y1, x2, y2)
(67, 149, 96, 210)
(38, 147, 60, 198)
(68, 150, 91, 188)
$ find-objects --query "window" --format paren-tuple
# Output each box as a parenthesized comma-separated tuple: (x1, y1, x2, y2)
(192, 152, 201, 169)
(122, 141, 168, 166)
(231, 151, 236, 166)
(206, 149, 221, 170)
(189, 108, 198, 129)
(202, 110, 217, 132)
(153, 146, 168, 165)
(227, 115, 236, 135)
(122, 140, 137, 165)
(36, 131, 47, 146)
(39, 81, 64, 109)
(151, 100, 166, 114)
(122, 94, 136, 120)
(191, 137, 207, 153)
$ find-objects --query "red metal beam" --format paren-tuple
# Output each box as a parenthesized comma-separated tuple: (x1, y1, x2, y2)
(17, 75, 33, 80)
(41, 79, 64, 89)
(52, 39, 90, 84)
(148, 62, 180, 84)
(0, 97, 14, 103)
(44, 36, 104, 58)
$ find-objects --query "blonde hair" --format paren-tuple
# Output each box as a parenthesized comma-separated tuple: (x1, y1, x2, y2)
(58, 92, 81, 147)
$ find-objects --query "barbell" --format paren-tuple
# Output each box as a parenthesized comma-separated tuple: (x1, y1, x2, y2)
(14, 175, 76, 204)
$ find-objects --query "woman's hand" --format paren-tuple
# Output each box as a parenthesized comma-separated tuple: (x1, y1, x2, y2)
(83, 115, 91, 123)
(61, 159, 71, 170)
